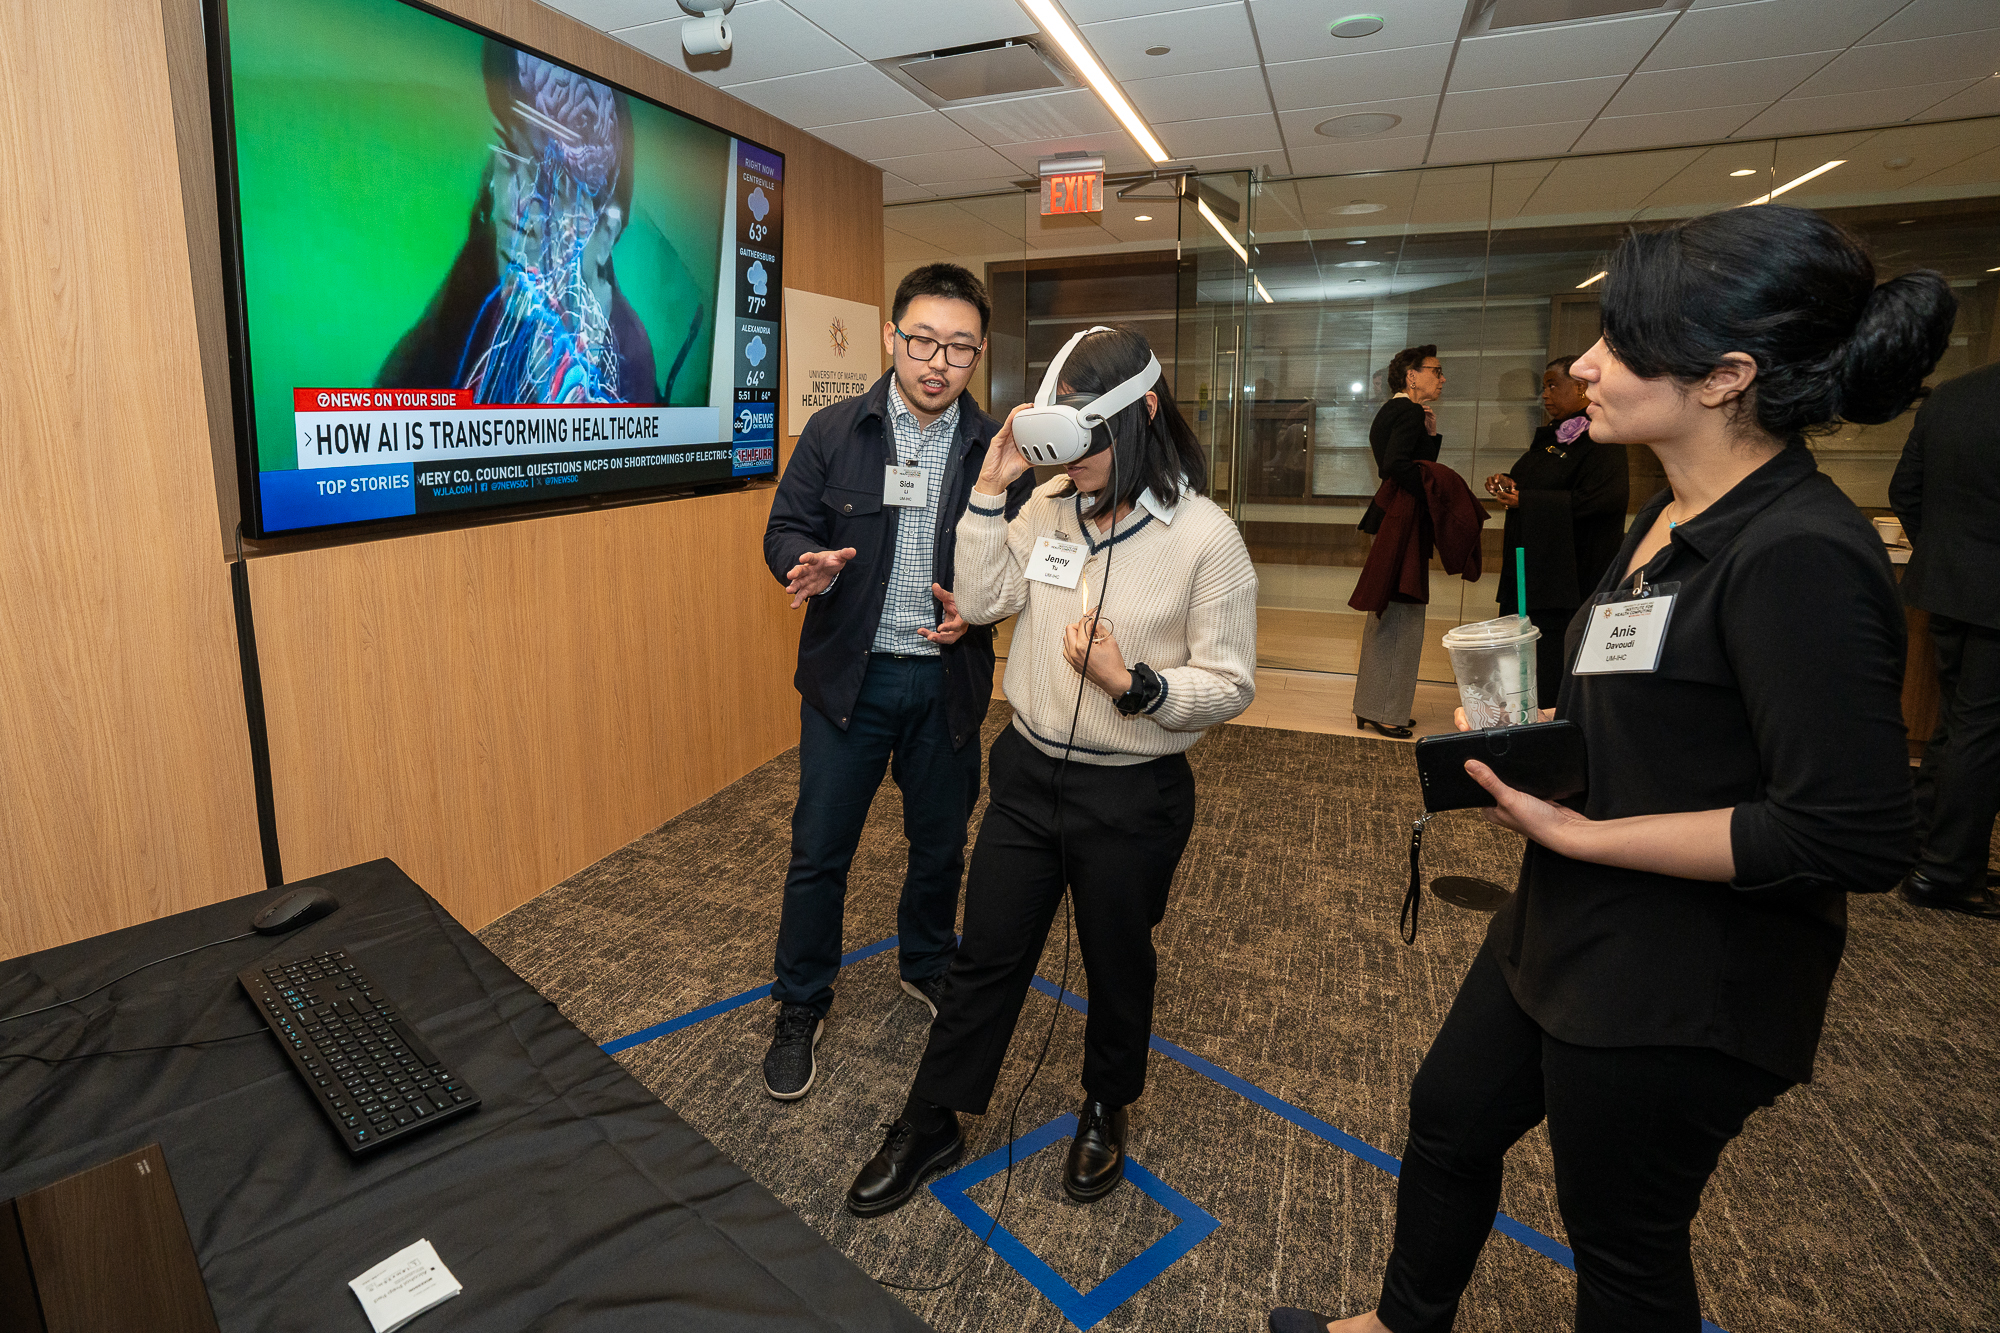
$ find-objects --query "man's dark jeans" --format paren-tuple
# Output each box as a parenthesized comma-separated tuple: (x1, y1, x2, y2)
(772, 655, 979, 1017)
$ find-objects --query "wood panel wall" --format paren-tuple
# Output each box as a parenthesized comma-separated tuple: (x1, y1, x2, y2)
(0, 0, 268, 959)
(211, 0, 881, 929)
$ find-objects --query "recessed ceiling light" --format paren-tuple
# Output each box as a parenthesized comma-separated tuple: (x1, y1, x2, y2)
(1348, 278, 1366, 283)
(1145, 45, 1170, 55)
(1729, 169, 1757, 177)
(1329, 14, 1385, 39)
(1332, 200, 1387, 214)
(1884, 156, 1913, 170)
(1335, 259, 1381, 268)
(1315, 112, 1402, 139)
(1897, 218, 1915, 224)
(1349, 381, 1365, 393)
(1133, 214, 1152, 221)
(1346, 239, 1367, 245)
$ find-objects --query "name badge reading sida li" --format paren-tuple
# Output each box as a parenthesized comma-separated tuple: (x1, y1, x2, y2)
(883, 464, 928, 507)
(1572, 590, 1677, 674)
(1026, 535, 1086, 589)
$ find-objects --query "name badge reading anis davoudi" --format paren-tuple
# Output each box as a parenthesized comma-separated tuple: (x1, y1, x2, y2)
(1572, 577, 1679, 675)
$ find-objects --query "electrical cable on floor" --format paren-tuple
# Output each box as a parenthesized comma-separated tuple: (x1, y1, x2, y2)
(875, 435, 1119, 1294)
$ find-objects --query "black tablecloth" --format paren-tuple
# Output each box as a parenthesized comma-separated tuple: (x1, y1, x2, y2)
(0, 859, 925, 1332)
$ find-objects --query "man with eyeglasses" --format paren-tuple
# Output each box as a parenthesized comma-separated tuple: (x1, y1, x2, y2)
(760, 264, 1035, 1100)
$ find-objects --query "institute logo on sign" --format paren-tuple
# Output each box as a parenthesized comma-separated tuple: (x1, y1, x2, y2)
(828, 317, 849, 357)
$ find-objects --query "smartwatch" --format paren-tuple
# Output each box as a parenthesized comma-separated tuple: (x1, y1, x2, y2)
(1113, 662, 1161, 716)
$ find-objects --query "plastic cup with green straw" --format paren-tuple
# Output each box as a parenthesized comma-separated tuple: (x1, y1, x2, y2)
(1516, 547, 1531, 721)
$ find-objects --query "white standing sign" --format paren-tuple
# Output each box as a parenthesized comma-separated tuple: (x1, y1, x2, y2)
(784, 288, 882, 438)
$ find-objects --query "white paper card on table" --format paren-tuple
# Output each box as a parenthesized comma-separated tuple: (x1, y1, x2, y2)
(349, 1238, 463, 1333)
(1026, 535, 1086, 589)
(883, 464, 928, 507)
(1571, 593, 1675, 674)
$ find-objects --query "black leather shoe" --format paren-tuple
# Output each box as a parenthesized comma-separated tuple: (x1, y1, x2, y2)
(1064, 1099, 1127, 1202)
(1268, 1309, 1335, 1333)
(1900, 871, 2000, 918)
(847, 1113, 963, 1217)
(1355, 715, 1414, 740)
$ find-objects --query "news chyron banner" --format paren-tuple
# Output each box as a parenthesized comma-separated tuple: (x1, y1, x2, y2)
(252, 143, 783, 533)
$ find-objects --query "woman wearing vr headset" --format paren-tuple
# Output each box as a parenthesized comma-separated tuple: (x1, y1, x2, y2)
(845, 326, 1258, 1217)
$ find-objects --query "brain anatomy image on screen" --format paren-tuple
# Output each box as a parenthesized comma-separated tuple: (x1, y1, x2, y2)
(218, 0, 782, 535)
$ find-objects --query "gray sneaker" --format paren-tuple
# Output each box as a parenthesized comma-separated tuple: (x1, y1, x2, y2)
(763, 1002, 824, 1100)
(899, 973, 949, 1019)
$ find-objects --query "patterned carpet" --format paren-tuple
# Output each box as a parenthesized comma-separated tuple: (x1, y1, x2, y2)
(478, 708, 2000, 1333)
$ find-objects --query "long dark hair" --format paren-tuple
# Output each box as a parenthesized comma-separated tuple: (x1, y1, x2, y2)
(1056, 327, 1208, 514)
(1600, 205, 1956, 442)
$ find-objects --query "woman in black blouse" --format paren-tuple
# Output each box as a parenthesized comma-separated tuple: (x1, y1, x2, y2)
(1274, 206, 1955, 1333)
(1485, 356, 1629, 702)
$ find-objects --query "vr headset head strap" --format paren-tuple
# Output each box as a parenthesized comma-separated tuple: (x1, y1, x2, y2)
(1032, 324, 1115, 407)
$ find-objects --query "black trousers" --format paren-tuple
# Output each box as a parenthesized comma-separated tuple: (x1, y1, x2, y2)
(1913, 613, 2000, 891)
(1377, 949, 1791, 1333)
(912, 725, 1197, 1113)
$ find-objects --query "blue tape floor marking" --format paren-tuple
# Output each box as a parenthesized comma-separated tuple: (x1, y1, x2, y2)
(600, 937, 1727, 1333)
(929, 1112, 1220, 1331)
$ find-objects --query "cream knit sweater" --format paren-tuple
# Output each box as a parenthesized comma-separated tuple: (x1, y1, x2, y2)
(958, 477, 1258, 764)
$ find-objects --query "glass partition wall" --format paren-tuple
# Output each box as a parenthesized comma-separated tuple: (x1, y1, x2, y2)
(887, 115, 2000, 683)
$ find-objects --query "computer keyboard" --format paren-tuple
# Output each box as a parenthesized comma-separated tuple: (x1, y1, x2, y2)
(239, 949, 479, 1154)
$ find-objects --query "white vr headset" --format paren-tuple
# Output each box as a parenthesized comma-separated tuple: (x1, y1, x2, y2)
(1010, 326, 1162, 466)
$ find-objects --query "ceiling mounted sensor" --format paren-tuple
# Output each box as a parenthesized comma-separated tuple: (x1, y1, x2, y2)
(677, 0, 734, 56)
(891, 39, 1072, 105)
(1316, 112, 1402, 139)
(1329, 14, 1385, 39)
(1332, 200, 1387, 215)
(1145, 45, 1171, 56)
(1472, 0, 1685, 33)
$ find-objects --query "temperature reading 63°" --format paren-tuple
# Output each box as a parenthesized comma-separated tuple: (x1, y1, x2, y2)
(748, 222, 767, 242)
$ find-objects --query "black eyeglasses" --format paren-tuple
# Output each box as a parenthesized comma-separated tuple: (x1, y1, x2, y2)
(894, 328, 981, 368)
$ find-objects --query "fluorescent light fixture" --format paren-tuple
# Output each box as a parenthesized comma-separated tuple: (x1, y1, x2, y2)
(1254, 277, 1274, 303)
(1196, 196, 1249, 263)
(1729, 168, 1757, 177)
(1133, 214, 1152, 221)
(1577, 271, 1607, 289)
(1743, 159, 1845, 206)
(1016, 0, 1170, 163)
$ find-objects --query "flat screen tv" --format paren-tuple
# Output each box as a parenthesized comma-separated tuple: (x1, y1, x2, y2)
(206, 0, 782, 537)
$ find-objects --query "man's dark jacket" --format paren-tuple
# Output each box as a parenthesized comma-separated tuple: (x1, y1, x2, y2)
(1890, 361, 2000, 631)
(764, 371, 1034, 750)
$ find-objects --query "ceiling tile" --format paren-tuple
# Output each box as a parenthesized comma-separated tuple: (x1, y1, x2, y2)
(1848, 117, 2000, 177)
(542, 0, 684, 29)
(1247, 0, 1470, 60)
(1733, 79, 1984, 136)
(1427, 121, 1592, 164)
(1276, 95, 1440, 146)
(1264, 42, 1455, 113)
(1448, 12, 1677, 92)
(1861, 0, 2000, 44)
(1639, 0, 1904, 72)
(783, 0, 1035, 61)
(874, 143, 1026, 184)
(1063, 0, 1220, 20)
(1915, 74, 2000, 121)
(725, 64, 929, 126)
(1125, 65, 1272, 122)
(1180, 149, 1287, 175)
(1608, 52, 1837, 118)
(1079, 5, 1261, 82)
(617, 2, 857, 86)
(989, 131, 1153, 173)
(1571, 103, 1768, 153)
(1436, 76, 1627, 134)
(1157, 112, 1284, 157)
(943, 90, 1122, 144)
(812, 110, 981, 159)
(883, 172, 936, 202)
(1503, 146, 1709, 218)
(1907, 141, 2000, 189)
(1792, 33, 2000, 98)
(1281, 136, 1432, 177)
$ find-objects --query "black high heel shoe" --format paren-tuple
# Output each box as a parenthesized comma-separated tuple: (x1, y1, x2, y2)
(1355, 715, 1414, 739)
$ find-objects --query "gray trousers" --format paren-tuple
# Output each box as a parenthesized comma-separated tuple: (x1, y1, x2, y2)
(1355, 600, 1427, 726)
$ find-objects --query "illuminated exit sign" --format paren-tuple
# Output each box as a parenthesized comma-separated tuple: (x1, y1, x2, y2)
(1039, 154, 1104, 216)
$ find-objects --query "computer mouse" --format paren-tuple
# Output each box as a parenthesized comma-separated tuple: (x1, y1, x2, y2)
(250, 886, 341, 934)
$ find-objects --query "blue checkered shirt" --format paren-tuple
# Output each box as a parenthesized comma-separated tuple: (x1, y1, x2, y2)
(873, 381, 960, 654)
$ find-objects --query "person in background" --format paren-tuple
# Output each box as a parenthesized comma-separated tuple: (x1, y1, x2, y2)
(845, 327, 1257, 1217)
(1889, 359, 2000, 917)
(758, 263, 1035, 1102)
(1273, 204, 1954, 1333)
(1485, 356, 1631, 702)
(1353, 345, 1446, 738)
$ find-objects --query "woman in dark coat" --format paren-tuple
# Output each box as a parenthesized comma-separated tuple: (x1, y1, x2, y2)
(1485, 356, 1630, 701)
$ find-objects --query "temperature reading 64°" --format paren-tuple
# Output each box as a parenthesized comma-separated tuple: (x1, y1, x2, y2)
(744, 370, 765, 385)
(748, 222, 767, 242)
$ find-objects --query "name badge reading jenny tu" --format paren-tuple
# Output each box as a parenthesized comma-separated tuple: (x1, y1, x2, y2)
(1572, 592, 1677, 674)
(1027, 535, 1086, 589)
(884, 464, 928, 507)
